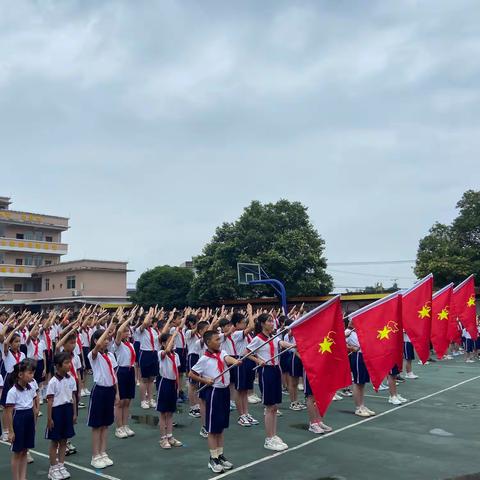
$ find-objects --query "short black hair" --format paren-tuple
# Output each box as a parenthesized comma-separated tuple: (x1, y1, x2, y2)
(219, 318, 230, 328)
(54, 351, 71, 367)
(203, 330, 219, 346)
(160, 333, 171, 344)
(197, 321, 209, 332)
(231, 312, 246, 326)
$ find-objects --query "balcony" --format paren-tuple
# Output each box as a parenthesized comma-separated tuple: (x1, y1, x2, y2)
(0, 237, 68, 255)
(0, 290, 38, 302)
(0, 264, 36, 277)
(0, 210, 68, 230)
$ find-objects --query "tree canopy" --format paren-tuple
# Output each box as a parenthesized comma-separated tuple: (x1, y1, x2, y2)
(189, 199, 333, 302)
(415, 190, 480, 288)
(132, 265, 194, 309)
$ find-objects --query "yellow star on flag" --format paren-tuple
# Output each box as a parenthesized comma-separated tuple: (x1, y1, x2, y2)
(318, 336, 334, 354)
(467, 295, 476, 308)
(377, 325, 391, 340)
(437, 308, 449, 321)
(418, 304, 431, 319)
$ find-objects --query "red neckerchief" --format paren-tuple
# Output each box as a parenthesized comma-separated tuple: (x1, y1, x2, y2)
(77, 335, 83, 350)
(226, 336, 237, 356)
(178, 329, 185, 348)
(12, 350, 22, 364)
(124, 341, 136, 367)
(69, 360, 78, 381)
(32, 339, 39, 358)
(21, 329, 27, 341)
(246, 333, 253, 343)
(147, 327, 155, 350)
(257, 332, 275, 365)
(204, 350, 225, 385)
(167, 352, 179, 388)
(101, 353, 117, 384)
(45, 329, 52, 351)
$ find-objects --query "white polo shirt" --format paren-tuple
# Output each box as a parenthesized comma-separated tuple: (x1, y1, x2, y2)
(88, 351, 118, 387)
(231, 330, 251, 356)
(185, 330, 202, 354)
(5, 383, 37, 410)
(136, 327, 159, 351)
(189, 337, 205, 356)
(346, 331, 362, 353)
(26, 338, 46, 361)
(0, 373, 3, 388)
(219, 333, 238, 356)
(112, 341, 136, 367)
(191, 350, 230, 388)
(46, 374, 77, 407)
(158, 350, 180, 380)
(170, 327, 186, 349)
(247, 334, 281, 365)
(2, 349, 26, 374)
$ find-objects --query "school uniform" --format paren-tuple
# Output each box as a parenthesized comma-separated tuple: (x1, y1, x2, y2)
(41, 328, 54, 375)
(463, 328, 474, 352)
(475, 326, 480, 351)
(26, 338, 46, 383)
(132, 328, 141, 365)
(170, 327, 188, 373)
(185, 330, 202, 371)
(5, 383, 37, 452)
(191, 350, 231, 434)
(0, 373, 3, 435)
(247, 334, 282, 406)
(284, 333, 303, 378)
(112, 341, 136, 400)
(45, 374, 76, 441)
(136, 327, 159, 378)
(87, 351, 117, 428)
(156, 350, 180, 413)
(19, 328, 29, 356)
(403, 332, 415, 361)
(0, 349, 26, 406)
(231, 330, 255, 391)
(220, 333, 238, 385)
(346, 332, 370, 384)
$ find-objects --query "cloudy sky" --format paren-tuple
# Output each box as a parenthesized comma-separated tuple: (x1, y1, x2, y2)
(1, 0, 479, 291)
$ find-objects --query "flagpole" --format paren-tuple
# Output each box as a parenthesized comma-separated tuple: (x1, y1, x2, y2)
(252, 345, 295, 372)
(197, 327, 288, 393)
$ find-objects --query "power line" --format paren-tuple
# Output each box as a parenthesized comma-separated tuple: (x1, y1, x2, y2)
(328, 260, 415, 266)
(327, 268, 415, 280)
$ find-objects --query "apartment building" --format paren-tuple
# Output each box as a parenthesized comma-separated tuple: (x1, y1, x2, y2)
(0, 196, 130, 308)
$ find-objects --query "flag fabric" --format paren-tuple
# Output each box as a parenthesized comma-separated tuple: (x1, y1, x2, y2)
(401, 274, 433, 364)
(349, 292, 403, 391)
(453, 275, 478, 340)
(289, 295, 351, 416)
(431, 283, 454, 359)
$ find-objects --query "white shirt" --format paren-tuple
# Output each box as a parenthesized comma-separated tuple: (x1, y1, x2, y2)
(219, 333, 238, 356)
(403, 331, 411, 342)
(18, 328, 29, 345)
(158, 350, 180, 380)
(185, 330, 202, 354)
(247, 334, 281, 365)
(137, 327, 159, 351)
(88, 351, 118, 387)
(2, 349, 26, 373)
(112, 341, 136, 367)
(5, 383, 37, 410)
(170, 327, 186, 349)
(26, 338, 46, 360)
(0, 373, 3, 388)
(231, 330, 252, 356)
(346, 331, 362, 353)
(462, 328, 471, 340)
(191, 350, 230, 388)
(41, 328, 54, 351)
(189, 337, 205, 356)
(46, 374, 77, 407)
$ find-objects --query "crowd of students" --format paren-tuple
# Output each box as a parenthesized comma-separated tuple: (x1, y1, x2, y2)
(0, 304, 477, 479)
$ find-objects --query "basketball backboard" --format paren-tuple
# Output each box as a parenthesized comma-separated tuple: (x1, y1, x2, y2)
(237, 262, 262, 285)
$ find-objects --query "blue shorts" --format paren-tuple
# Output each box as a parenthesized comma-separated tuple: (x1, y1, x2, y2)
(175, 348, 187, 374)
(87, 385, 115, 428)
(156, 377, 177, 413)
(235, 357, 255, 391)
(403, 342, 415, 361)
(475, 338, 480, 350)
(288, 354, 303, 378)
(303, 372, 313, 396)
(45, 403, 75, 441)
(280, 350, 291, 373)
(45, 350, 54, 376)
(465, 338, 475, 353)
(258, 365, 282, 406)
(203, 386, 230, 434)
(350, 352, 370, 384)
(11, 408, 35, 452)
(134, 341, 141, 365)
(187, 353, 200, 384)
(116, 366, 136, 400)
(139, 350, 159, 378)
(34, 359, 45, 384)
(82, 347, 91, 370)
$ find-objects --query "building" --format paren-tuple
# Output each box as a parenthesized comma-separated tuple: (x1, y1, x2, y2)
(0, 196, 130, 308)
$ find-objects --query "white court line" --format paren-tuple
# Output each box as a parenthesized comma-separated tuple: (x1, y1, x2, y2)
(211, 374, 480, 480)
(0, 440, 121, 480)
(364, 394, 388, 399)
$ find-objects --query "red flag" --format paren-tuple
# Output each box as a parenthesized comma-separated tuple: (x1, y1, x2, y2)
(350, 292, 402, 391)
(401, 274, 433, 364)
(431, 283, 453, 359)
(453, 275, 477, 340)
(290, 296, 351, 416)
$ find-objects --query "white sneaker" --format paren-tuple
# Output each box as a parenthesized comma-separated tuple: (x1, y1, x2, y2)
(149, 398, 157, 408)
(115, 427, 128, 439)
(91, 455, 107, 469)
(445, 355, 454, 360)
(388, 396, 402, 405)
(141, 400, 150, 409)
(378, 383, 389, 391)
(248, 393, 261, 404)
(100, 452, 113, 466)
(27, 451, 34, 463)
(84, 388, 91, 395)
(58, 463, 71, 479)
(1, 431, 8, 441)
(355, 406, 370, 417)
(37, 410, 43, 417)
(405, 372, 419, 379)
(363, 407, 376, 416)
(264, 437, 288, 451)
(318, 421, 333, 432)
(297, 383, 304, 391)
(466, 359, 475, 363)
(237, 415, 252, 427)
(272, 435, 288, 449)
(308, 422, 325, 434)
(397, 394, 408, 403)
(332, 393, 343, 401)
(246, 413, 259, 425)
(48, 465, 64, 480)
(289, 401, 303, 411)
(199, 426, 208, 438)
(124, 425, 135, 436)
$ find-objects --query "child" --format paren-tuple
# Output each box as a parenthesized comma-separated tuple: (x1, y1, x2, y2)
(403, 331, 419, 378)
(112, 315, 136, 438)
(26, 321, 47, 403)
(303, 371, 333, 434)
(246, 313, 294, 451)
(87, 324, 117, 469)
(45, 352, 77, 480)
(283, 328, 306, 411)
(218, 318, 238, 413)
(185, 315, 205, 418)
(4, 359, 37, 480)
(157, 332, 182, 449)
(169, 310, 188, 402)
(189, 330, 241, 473)
(463, 326, 475, 363)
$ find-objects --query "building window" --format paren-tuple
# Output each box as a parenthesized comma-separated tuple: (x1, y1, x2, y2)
(16, 233, 24, 239)
(34, 256, 42, 267)
(34, 231, 43, 241)
(15, 259, 23, 265)
(14, 284, 22, 292)
(66, 276, 76, 289)
(45, 236, 53, 242)
(0, 253, 4, 264)
(45, 278, 50, 291)
(45, 260, 52, 265)
(25, 231, 34, 240)
(24, 255, 33, 266)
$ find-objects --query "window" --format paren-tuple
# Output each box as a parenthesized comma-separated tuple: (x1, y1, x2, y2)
(16, 233, 24, 240)
(14, 284, 22, 292)
(45, 260, 52, 266)
(66, 276, 76, 289)
(45, 278, 50, 291)
(24, 255, 33, 266)
(15, 259, 23, 265)
(34, 231, 43, 241)
(34, 256, 42, 267)
(25, 231, 34, 240)
(45, 236, 53, 242)
(0, 253, 4, 264)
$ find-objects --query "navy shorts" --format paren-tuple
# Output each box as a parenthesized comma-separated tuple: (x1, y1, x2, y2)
(156, 377, 177, 413)
(45, 403, 75, 441)
(0, 373, 12, 406)
(303, 372, 313, 396)
(280, 350, 291, 373)
(134, 341, 141, 364)
(139, 350, 159, 378)
(389, 364, 400, 376)
(288, 354, 303, 378)
(34, 359, 45, 384)
(82, 347, 91, 370)
(203, 386, 230, 434)
(258, 365, 282, 406)
(116, 366, 136, 400)
(45, 350, 53, 376)
(235, 357, 255, 391)
(11, 408, 35, 452)
(475, 337, 480, 350)
(403, 341, 415, 361)
(175, 348, 187, 374)
(187, 353, 200, 384)
(87, 385, 116, 428)
(350, 352, 370, 384)
(465, 338, 475, 353)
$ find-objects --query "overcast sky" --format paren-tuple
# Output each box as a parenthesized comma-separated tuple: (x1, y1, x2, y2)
(1, 1, 479, 292)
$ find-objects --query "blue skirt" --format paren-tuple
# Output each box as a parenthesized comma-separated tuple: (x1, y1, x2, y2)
(12, 408, 35, 452)
(288, 353, 304, 378)
(134, 341, 141, 364)
(258, 365, 282, 406)
(156, 377, 177, 413)
(187, 353, 200, 384)
(203, 386, 230, 434)
(34, 359, 45, 384)
(139, 350, 159, 378)
(235, 357, 255, 391)
(350, 352, 370, 385)
(403, 341, 415, 361)
(116, 366, 136, 400)
(280, 350, 291, 373)
(175, 348, 187, 373)
(45, 403, 75, 440)
(87, 385, 115, 428)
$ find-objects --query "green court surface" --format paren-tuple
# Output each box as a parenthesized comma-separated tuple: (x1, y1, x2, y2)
(1, 357, 480, 480)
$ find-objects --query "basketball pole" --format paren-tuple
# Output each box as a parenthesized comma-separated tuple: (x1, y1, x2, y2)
(248, 278, 288, 317)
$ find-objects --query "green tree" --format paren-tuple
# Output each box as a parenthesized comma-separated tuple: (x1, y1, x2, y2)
(132, 265, 194, 309)
(189, 199, 333, 302)
(415, 190, 480, 288)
